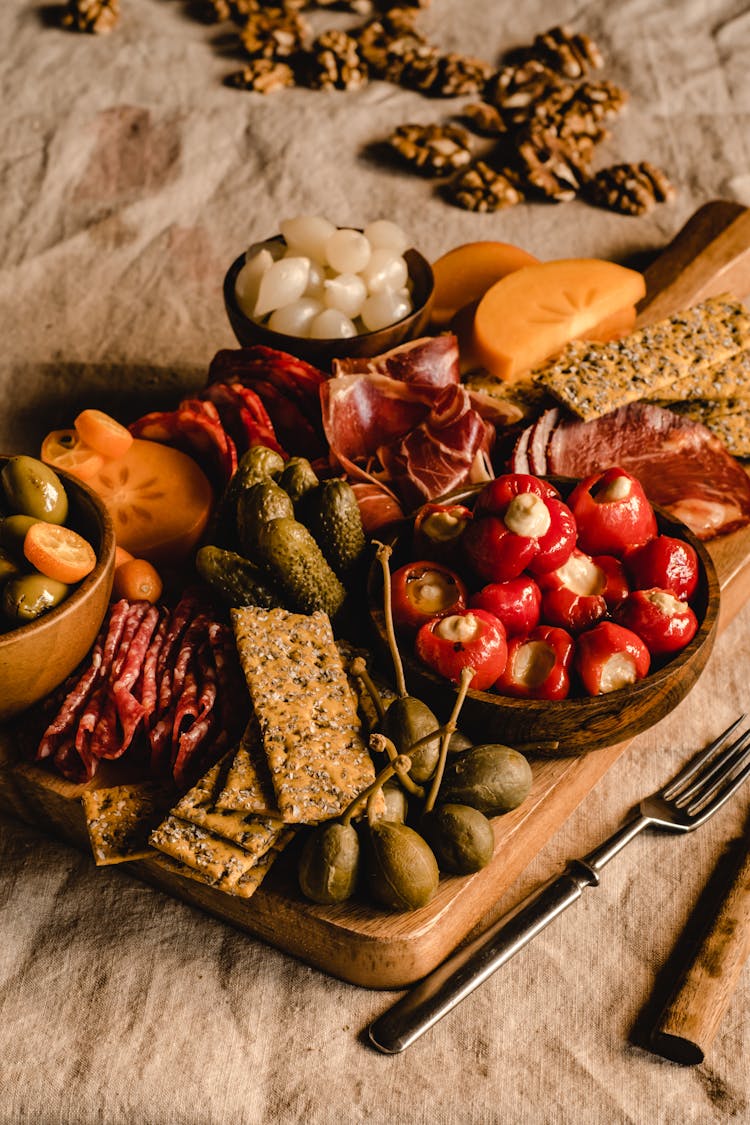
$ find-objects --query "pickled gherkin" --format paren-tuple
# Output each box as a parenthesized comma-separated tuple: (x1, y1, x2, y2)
(301, 478, 366, 579)
(237, 480, 294, 558)
(277, 456, 319, 507)
(195, 545, 282, 609)
(254, 517, 346, 618)
(212, 445, 285, 549)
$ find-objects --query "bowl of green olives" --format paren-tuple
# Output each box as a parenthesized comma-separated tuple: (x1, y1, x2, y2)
(0, 455, 116, 722)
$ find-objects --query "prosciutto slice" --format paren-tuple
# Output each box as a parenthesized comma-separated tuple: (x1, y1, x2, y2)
(543, 402, 750, 540)
(333, 334, 460, 390)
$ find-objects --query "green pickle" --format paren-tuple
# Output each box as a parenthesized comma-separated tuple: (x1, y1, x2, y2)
(302, 478, 366, 579)
(212, 445, 285, 549)
(254, 517, 346, 618)
(195, 545, 282, 609)
(236, 481, 294, 558)
(277, 457, 319, 507)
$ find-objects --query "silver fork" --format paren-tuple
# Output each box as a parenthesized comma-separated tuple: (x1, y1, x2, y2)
(368, 716, 750, 1055)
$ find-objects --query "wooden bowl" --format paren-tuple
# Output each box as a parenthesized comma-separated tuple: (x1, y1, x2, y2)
(223, 237, 434, 371)
(367, 483, 720, 757)
(0, 459, 116, 722)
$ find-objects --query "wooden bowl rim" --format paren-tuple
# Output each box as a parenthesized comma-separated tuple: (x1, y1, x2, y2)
(367, 478, 720, 723)
(223, 235, 435, 355)
(0, 458, 116, 647)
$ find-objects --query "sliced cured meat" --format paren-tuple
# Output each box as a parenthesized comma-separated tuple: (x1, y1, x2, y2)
(332, 334, 460, 390)
(320, 372, 434, 461)
(350, 481, 405, 533)
(527, 408, 561, 475)
(200, 382, 285, 458)
(545, 402, 750, 539)
(379, 384, 493, 509)
(131, 399, 237, 489)
(510, 426, 532, 473)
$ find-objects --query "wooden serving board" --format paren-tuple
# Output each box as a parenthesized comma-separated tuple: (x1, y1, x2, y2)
(2, 202, 750, 990)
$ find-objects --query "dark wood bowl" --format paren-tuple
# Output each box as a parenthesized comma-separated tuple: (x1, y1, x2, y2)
(367, 482, 720, 757)
(223, 237, 434, 371)
(0, 459, 116, 722)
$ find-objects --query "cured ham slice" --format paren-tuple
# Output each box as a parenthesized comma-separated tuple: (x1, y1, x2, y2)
(349, 482, 405, 533)
(320, 373, 435, 461)
(542, 402, 750, 540)
(333, 334, 460, 390)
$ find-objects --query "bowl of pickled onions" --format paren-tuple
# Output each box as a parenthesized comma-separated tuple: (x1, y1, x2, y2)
(223, 215, 434, 368)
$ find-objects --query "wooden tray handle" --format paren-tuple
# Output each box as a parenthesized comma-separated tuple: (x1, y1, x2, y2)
(648, 832, 750, 1065)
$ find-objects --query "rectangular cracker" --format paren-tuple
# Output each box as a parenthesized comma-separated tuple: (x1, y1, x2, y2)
(231, 607, 376, 825)
(149, 814, 284, 889)
(214, 716, 280, 815)
(81, 780, 175, 866)
(151, 847, 281, 900)
(534, 296, 750, 421)
(647, 348, 750, 404)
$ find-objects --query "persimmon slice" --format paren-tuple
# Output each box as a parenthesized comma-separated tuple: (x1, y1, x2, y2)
(24, 522, 97, 584)
(430, 241, 539, 330)
(85, 438, 213, 565)
(75, 409, 134, 459)
(41, 429, 104, 482)
(472, 259, 647, 381)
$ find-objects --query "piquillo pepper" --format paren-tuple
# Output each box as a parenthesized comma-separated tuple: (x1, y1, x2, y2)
(390, 560, 468, 635)
(536, 549, 629, 633)
(568, 467, 657, 556)
(624, 534, 699, 601)
(574, 621, 651, 695)
(463, 476, 576, 583)
(469, 575, 542, 637)
(613, 588, 698, 656)
(412, 502, 472, 564)
(415, 607, 507, 691)
(494, 624, 574, 700)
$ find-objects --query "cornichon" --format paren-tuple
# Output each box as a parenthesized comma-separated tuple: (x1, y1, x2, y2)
(254, 517, 346, 618)
(237, 480, 294, 558)
(195, 544, 282, 609)
(301, 478, 366, 579)
(213, 445, 285, 549)
(277, 457, 319, 507)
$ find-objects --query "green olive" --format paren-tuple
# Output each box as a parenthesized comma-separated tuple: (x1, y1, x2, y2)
(0, 547, 22, 584)
(439, 744, 533, 816)
(365, 820, 439, 912)
(298, 822, 360, 905)
(1, 456, 68, 524)
(421, 804, 495, 875)
(2, 572, 70, 623)
(379, 696, 441, 784)
(0, 514, 39, 558)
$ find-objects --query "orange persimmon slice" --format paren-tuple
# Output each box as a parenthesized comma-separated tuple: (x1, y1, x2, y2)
(430, 241, 540, 330)
(580, 304, 637, 343)
(472, 259, 647, 382)
(41, 429, 104, 482)
(74, 409, 134, 459)
(85, 438, 213, 565)
(24, 522, 97, 584)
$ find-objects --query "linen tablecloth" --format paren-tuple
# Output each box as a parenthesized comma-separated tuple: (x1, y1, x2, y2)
(2, 1, 749, 1121)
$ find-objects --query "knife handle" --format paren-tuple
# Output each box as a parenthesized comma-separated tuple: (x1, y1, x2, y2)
(368, 860, 598, 1055)
(649, 835, 750, 1065)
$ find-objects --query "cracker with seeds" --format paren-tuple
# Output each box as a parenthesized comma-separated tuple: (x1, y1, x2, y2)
(149, 813, 292, 893)
(535, 296, 750, 422)
(647, 348, 750, 405)
(214, 716, 280, 815)
(231, 607, 377, 825)
(173, 762, 287, 858)
(81, 780, 176, 866)
(151, 847, 281, 900)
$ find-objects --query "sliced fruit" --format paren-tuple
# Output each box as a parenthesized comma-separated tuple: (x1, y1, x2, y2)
(41, 429, 104, 483)
(85, 438, 213, 565)
(430, 241, 539, 330)
(580, 304, 637, 343)
(472, 258, 647, 382)
(74, 409, 134, 459)
(23, 522, 97, 584)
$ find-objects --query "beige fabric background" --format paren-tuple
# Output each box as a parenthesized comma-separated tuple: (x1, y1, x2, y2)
(1, 1, 750, 1121)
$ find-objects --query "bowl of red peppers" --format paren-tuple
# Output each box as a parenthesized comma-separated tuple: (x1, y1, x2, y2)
(367, 469, 720, 756)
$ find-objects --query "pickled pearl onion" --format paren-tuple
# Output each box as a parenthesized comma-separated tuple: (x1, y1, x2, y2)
(254, 257, 310, 317)
(279, 215, 336, 261)
(325, 228, 371, 274)
(323, 272, 367, 317)
(360, 249, 409, 294)
(361, 289, 412, 331)
(235, 248, 274, 318)
(309, 308, 357, 339)
(268, 297, 324, 337)
(364, 219, 410, 255)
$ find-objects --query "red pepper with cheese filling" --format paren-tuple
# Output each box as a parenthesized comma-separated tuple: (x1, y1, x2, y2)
(613, 588, 698, 655)
(390, 561, 468, 635)
(536, 548, 628, 633)
(412, 502, 472, 565)
(495, 625, 574, 700)
(624, 534, 699, 601)
(415, 607, 507, 691)
(469, 575, 542, 637)
(568, 467, 657, 556)
(574, 621, 651, 695)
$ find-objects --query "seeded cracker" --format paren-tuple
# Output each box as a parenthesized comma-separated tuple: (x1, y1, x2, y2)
(231, 607, 378, 824)
(534, 296, 750, 422)
(81, 781, 175, 865)
(148, 814, 290, 896)
(647, 347, 750, 405)
(215, 715, 280, 814)
(152, 848, 279, 900)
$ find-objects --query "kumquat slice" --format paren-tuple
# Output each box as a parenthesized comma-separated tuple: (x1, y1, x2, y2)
(23, 522, 97, 584)
(74, 409, 134, 460)
(41, 429, 104, 482)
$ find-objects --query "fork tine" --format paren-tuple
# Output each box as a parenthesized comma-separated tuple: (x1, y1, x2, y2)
(677, 728, 750, 808)
(685, 736, 750, 818)
(661, 715, 746, 801)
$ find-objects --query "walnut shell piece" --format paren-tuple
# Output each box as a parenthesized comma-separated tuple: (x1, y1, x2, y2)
(227, 57, 297, 93)
(509, 25, 604, 79)
(584, 162, 676, 215)
(305, 29, 369, 90)
(238, 8, 309, 59)
(388, 122, 473, 177)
